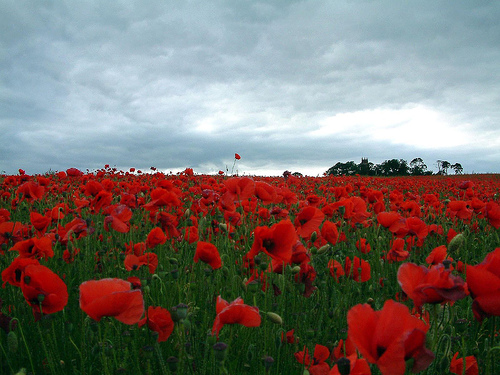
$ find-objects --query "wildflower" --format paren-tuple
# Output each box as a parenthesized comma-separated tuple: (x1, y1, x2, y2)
(294, 344, 330, 375)
(466, 247, 500, 321)
(212, 296, 261, 339)
(138, 306, 174, 342)
(146, 227, 166, 249)
(124, 253, 158, 274)
(20, 264, 68, 321)
(397, 262, 468, 310)
(347, 299, 434, 375)
(194, 241, 222, 270)
(79, 278, 144, 324)
(449, 352, 478, 375)
(247, 220, 296, 264)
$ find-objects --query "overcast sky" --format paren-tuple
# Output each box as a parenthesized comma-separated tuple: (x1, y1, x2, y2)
(2, 1, 500, 176)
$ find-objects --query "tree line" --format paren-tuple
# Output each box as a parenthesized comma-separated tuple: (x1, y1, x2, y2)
(325, 158, 463, 176)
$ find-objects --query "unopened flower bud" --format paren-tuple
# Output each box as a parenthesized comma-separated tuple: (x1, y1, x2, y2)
(317, 244, 330, 254)
(310, 231, 317, 243)
(266, 312, 283, 325)
(448, 233, 464, 254)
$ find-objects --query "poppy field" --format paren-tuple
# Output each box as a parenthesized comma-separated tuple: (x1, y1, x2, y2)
(1, 166, 499, 375)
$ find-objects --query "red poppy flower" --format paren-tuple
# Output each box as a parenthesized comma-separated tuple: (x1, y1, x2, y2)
(223, 177, 255, 202)
(321, 221, 339, 245)
(9, 236, 54, 260)
(124, 253, 158, 274)
(247, 219, 297, 264)
(194, 241, 222, 270)
(385, 238, 409, 262)
(79, 278, 144, 324)
(446, 200, 473, 221)
(212, 296, 261, 339)
(425, 245, 449, 266)
(254, 181, 278, 205)
(182, 225, 199, 244)
(66, 167, 83, 176)
(355, 238, 371, 254)
(103, 204, 132, 233)
(329, 354, 371, 375)
(295, 206, 325, 239)
(396, 217, 428, 240)
(328, 259, 345, 281)
(2, 257, 40, 287)
(16, 181, 45, 202)
(0, 221, 28, 246)
(449, 352, 478, 375)
(294, 344, 330, 374)
(138, 306, 174, 342)
(20, 264, 68, 321)
(484, 201, 500, 229)
(30, 211, 52, 235)
(347, 299, 434, 375)
(146, 227, 167, 249)
(466, 247, 500, 321)
(344, 256, 371, 282)
(234, 153, 241, 160)
(397, 263, 468, 310)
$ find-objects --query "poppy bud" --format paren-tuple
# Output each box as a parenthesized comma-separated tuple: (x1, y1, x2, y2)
(290, 265, 301, 274)
(266, 312, 283, 325)
(310, 231, 317, 243)
(317, 244, 330, 254)
(14, 369, 27, 375)
(448, 233, 464, 254)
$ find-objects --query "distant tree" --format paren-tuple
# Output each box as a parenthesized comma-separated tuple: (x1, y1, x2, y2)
(441, 161, 450, 175)
(410, 158, 428, 176)
(326, 161, 359, 176)
(379, 159, 409, 176)
(451, 163, 463, 174)
(436, 160, 442, 174)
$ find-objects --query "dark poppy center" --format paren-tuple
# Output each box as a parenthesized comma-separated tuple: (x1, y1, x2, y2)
(299, 219, 307, 225)
(263, 239, 275, 251)
(377, 345, 386, 358)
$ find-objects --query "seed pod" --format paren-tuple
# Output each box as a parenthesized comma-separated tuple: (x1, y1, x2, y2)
(7, 331, 18, 353)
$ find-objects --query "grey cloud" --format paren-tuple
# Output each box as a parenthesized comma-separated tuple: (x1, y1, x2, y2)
(1, 1, 500, 176)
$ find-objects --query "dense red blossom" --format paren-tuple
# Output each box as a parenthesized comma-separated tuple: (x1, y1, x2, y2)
(138, 306, 174, 342)
(124, 253, 158, 273)
(21, 264, 68, 320)
(397, 262, 468, 309)
(294, 206, 325, 239)
(146, 227, 167, 249)
(194, 241, 222, 269)
(247, 219, 296, 264)
(79, 278, 144, 324)
(466, 247, 500, 321)
(449, 352, 478, 375)
(347, 299, 434, 375)
(212, 296, 261, 339)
